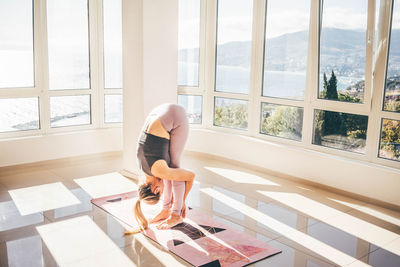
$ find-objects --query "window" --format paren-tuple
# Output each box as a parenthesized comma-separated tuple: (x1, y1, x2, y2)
(384, 0, 400, 112)
(178, 0, 200, 86)
(215, 0, 253, 94)
(0, 0, 122, 137)
(103, 0, 123, 123)
(214, 97, 248, 130)
(177, 0, 399, 169)
(0, 0, 34, 88)
(47, 0, 90, 90)
(104, 94, 122, 123)
(103, 0, 122, 89)
(261, 103, 303, 141)
(319, 0, 368, 103)
(379, 119, 400, 161)
(0, 98, 39, 133)
(313, 110, 368, 153)
(178, 95, 202, 124)
(263, 0, 310, 100)
(50, 95, 91, 128)
(177, 0, 202, 124)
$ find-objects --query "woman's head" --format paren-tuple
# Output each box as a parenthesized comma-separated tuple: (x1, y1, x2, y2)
(134, 182, 161, 231)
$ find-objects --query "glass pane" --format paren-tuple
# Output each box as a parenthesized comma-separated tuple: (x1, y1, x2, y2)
(214, 97, 248, 129)
(47, 0, 90, 90)
(103, 0, 122, 89)
(50, 95, 91, 127)
(319, 0, 367, 103)
(262, 0, 310, 100)
(0, 0, 34, 88)
(178, 0, 200, 86)
(104, 94, 122, 123)
(178, 95, 202, 124)
(383, 0, 400, 112)
(379, 119, 400, 161)
(260, 103, 304, 141)
(0, 97, 39, 133)
(313, 109, 368, 153)
(215, 0, 253, 94)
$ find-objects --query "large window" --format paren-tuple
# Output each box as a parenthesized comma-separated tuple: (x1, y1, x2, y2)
(177, 0, 399, 168)
(0, 0, 122, 136)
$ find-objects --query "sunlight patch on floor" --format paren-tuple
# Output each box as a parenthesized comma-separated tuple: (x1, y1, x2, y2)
(74, 172, 138, 198)
(258, 191, 400, 256)
(201, 187, 370, 266)
(204, 167, 280, 186)
(36, 216, 134, 266)
(328, 198, 400, 227)
(9, 182, 80, 216)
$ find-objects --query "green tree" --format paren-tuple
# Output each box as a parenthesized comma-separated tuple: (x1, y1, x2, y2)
(326, 70, 338, 100)
(381, 119, 400, 159)
(261, 106, 303, 140)
(215, 104, 248, 129)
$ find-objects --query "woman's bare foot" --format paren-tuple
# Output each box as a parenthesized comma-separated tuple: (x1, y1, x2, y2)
(149, 209, 171, 224)
(156, 213, 183, 229)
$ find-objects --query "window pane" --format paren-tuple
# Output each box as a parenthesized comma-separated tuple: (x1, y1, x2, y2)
(215, 0, 253, 94)
(319, 0, 367, 103)
(0, 97, 39, 133)
(178, 0, 200, 86)
(50, 95, 91, 127)
(47, 0, 90, 90)
(0, 0, 34, 88)
(260, 103, 304, 141)
(379, 119, 400, 161)
(214, 97, 248, 129)
(262, 0, 310, 100)
(103, 0, 122, 89)
(178, 95, 202, 124)
(313, 109, 368, 153)
(383, 0, 400, 112)
(104, 94, 122, 123)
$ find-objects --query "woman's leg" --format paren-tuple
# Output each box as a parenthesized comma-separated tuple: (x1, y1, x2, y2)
(162, 179, 173, 210)
(171, 181, 185, 215)
(169, 112, 189, 168)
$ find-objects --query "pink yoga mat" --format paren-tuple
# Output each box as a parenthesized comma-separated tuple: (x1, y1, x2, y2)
(92, 191, 281, 267)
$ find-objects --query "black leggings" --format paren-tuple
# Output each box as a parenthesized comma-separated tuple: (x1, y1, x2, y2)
(137, 132, 170, 176)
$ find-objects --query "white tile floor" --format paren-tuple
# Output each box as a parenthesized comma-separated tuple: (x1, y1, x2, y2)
(0, 153, 399, 267)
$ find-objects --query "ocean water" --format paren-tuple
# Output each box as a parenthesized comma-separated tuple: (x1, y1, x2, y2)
(179, 62, 359, 99)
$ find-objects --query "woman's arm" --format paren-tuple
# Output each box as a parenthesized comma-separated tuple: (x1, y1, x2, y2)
(151, 160, 195, 182)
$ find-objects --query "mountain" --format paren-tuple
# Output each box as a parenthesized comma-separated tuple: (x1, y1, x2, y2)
(179, 28, 400, 78)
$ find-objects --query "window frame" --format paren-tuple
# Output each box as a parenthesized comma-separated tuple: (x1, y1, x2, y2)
(177, 0, 400, 169)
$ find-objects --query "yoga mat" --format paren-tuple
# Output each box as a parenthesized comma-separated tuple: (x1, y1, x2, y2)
(92, 191, 281, 267)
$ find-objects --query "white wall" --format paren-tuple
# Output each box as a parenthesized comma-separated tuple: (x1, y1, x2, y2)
(122, 0, 178, 175)
(186, 129, 400, 206)
(0, 128, 122, 167)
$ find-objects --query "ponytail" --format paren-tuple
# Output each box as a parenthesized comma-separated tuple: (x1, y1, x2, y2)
(134, 199, 148, 230)
(124, 182, 160, 235)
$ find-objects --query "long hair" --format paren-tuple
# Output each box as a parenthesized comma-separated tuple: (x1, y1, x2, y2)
(125, 182, 160, 235)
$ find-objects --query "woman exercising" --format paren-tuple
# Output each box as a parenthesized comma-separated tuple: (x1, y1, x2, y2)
(134, 103, 195, 231)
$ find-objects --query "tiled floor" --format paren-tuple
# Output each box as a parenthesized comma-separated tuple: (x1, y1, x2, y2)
(0, 153, 399, 267)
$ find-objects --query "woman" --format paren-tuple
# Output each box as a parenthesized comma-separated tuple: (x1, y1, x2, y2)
(134, 103, 195, 231)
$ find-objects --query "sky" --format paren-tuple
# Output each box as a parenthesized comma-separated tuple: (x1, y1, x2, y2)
(179, 0, 387, 48)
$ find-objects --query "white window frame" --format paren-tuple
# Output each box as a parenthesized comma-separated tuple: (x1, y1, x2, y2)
(0, 0, 121, 140)
(177, 0, 400, 169)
